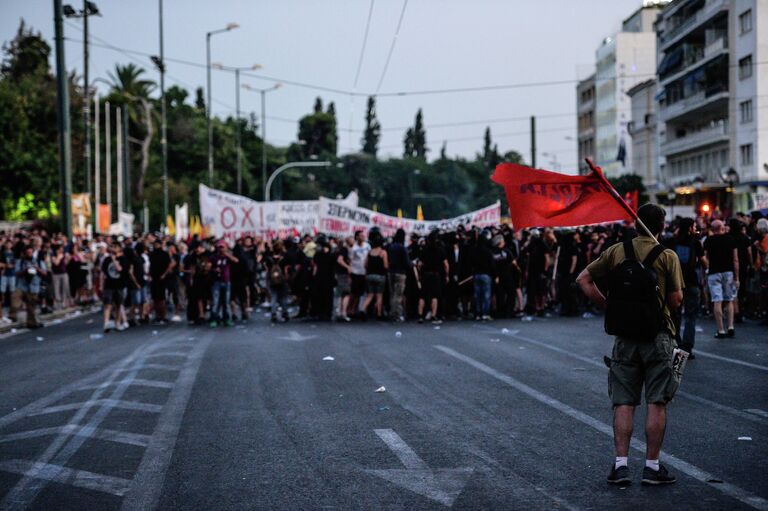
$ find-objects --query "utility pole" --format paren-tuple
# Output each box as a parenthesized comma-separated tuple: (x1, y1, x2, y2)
(94, 96, 100, 232)
(82, 0, 90, 202)
(116, 106, 123, 215)
(261, 89, 266, 197)
(530, 115, 536, 168)
(158, 0, 168, 220)
(123, 106, 130, 213)
(54, 0, 73, 238)
(105, 101, 111, 222)
(235, 68, 242, 195)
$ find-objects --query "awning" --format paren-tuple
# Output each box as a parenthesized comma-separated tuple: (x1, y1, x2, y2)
(657, 47, 683, 77)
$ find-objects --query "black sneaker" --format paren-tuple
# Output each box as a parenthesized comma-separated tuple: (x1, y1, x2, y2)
(607, 464, 631, 485)
(715, 331, 727, 339)
(726, 328, 735, 338)
(641, 464, 676, 485)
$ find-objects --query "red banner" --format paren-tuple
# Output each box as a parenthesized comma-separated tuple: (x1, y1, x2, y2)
(491, 163, 633, 228)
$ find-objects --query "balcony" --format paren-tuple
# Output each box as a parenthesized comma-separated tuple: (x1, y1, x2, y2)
(660, 0, 727, 50)
(660, 88, 728, 123)
(660, 39, 727, 86)
(704, 37, 727, 58)
(661, 121, 729, 156)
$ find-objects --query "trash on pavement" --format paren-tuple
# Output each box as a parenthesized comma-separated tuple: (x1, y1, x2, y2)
(152, 330, 159, 335)
(322, 356, 335, 361)
(582, 312, 594, 319)
(695, 326, 704, 333)
(434, 326, 441, 330)
(490, 338, 500, 343)
(501, 328, 509, 334)
(375, 386, 386, 393)
(708, 479, 723, 484)
(10, 328, 17, 333)
(521, 316, 534, 322)
(378, 406, 390, 412)
(395, 331, 402, 338)
(36, 336, 44, 342)
(89, 333, 103, 340)
(738, 436, 752, 441)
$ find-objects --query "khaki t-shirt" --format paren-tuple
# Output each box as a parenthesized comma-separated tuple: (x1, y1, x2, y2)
(586, 236, 684, 336)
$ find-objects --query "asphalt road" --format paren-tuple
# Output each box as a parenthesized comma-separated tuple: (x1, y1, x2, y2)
(0, 310, 766, 510)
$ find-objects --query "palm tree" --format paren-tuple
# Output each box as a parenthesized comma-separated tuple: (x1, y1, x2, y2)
(107, 63, 157, 203)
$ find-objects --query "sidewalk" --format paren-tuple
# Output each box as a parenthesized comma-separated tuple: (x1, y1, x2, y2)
(0, 305, 99, 336)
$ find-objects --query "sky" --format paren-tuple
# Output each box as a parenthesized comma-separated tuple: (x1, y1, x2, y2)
(1, 0, 644, 173)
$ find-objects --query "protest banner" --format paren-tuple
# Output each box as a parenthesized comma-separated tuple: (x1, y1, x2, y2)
(318, 197, 500, 237)
(199, 184, 359, 243)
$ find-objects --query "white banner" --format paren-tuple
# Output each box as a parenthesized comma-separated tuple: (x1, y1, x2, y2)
(752, 193, 768, 210)
(108, 212, 134, 236)
(199, 185, 359, 243)
(318, 197, 501, 238)
(174, 203, 189, 242)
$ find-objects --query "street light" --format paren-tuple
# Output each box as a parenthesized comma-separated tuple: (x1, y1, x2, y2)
(667, 188, 676, 219)
(213, 63, 262, 195)
(206, 22, 239, 186)
(64, 1, 100, 227)
(242, 82, 283, 197)
(264, 161, 331, 201)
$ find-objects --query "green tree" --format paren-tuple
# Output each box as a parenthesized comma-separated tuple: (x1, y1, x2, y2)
(413, 108, 427, 158)
(107, 63, 156, 204)
(297, 97, 337, 158)
(608, 174, 649, 204)
(362, 96, 380, 157)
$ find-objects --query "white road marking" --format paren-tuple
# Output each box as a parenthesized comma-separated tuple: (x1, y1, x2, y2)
(147, 351, 189, 359)
(32, 399, 163, 416)
(0, 459, 132, 497)
(484, 328, 768, 426)
(129, 363, 181, 371)
(121, 335, 212, 511)
(79, 378, 175, 391)
(745, 409, 768, 419)
(435, 345, 768, 511)
(0, 425, 150, 447)
(365, 428, 474, 507)
(692, 350, 768, 372)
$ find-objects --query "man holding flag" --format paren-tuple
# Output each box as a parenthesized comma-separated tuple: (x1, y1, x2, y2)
(493, 161, 684, 486)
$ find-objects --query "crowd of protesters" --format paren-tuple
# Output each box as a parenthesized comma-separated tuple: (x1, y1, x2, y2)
(1, 209, 767, 341)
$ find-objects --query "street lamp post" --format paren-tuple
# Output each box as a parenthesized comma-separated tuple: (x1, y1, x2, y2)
(265, 161, 331, 202)
(63, 1, 99, 228)
(242, 83, 282, 197)
(213, 63, 262, 195)
(54, 0, 73, 238)
(153, 0, 168, 222)
(206, 22, 238, 187)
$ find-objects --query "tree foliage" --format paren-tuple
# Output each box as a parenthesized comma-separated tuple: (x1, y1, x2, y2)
(362, 96, 380, 157)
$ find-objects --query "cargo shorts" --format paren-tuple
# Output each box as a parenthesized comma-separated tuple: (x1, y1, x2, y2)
(607, 332, 680, 407)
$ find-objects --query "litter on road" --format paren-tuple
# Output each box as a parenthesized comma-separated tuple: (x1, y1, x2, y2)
(395, 331, 402, 338)
(322, 356, 335, 361)
(738, 436, 752, 441)
(501, 328, 509, 333)
(375, 386, 386, 393)
(434, 326, 441, 330)
(89, 333, 103, 340)
(35, 336, 44, 342)
(490, 338, 500, 343)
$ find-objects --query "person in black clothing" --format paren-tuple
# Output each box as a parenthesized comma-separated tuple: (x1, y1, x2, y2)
(524, 229, 551, 316)
(443, 232, 464, 318)
(185, 242, 209, 324)
(362, 232, 389, 319)
(149, 239, 174, 323)
(670, 218, 705, 356)
(729, 219, 752, 323)
(704, 220, 738, 338)
(334, 237, 353, 321)
(491, 234, 515, 318)
(101, 242, 129, 332)
(471, 229, 495, 320)
(231, 241, 250, 322)
(557, 231, 581, 316)
(387, 229, 410, 322)
(417, 230, 448, 324)
(311, 235, 335, 320)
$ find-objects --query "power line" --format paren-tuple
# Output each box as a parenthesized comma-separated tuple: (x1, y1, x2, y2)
(352, 0, 376, 90)
(374, 0, 409, 94)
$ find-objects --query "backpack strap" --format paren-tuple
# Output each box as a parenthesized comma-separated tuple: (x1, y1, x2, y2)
(623, 239, 636, 262)
(643, 244, 666, 268)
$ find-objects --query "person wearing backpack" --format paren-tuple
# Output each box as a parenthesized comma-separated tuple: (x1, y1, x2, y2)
(576, 204, 683, 487)
(670, 218, 705, 358)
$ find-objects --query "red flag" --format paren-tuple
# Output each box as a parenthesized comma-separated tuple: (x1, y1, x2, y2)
(491, 163, 633, 228)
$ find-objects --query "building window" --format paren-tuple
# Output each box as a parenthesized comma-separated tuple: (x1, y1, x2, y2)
(740, 144, 753, 166)
(740, 100, 753, 123)
(739, 55, 753, 80)
(739, 9, 752, 34)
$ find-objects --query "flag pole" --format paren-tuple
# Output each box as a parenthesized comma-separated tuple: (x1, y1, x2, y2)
(584, 158, 658, 242)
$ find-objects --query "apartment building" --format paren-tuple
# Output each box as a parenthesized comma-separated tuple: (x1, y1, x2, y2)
(592, 3, 664, 178)
(577, 74, 596, 175)
(655, 0, 767, 212)
(627, 79, 661, 188)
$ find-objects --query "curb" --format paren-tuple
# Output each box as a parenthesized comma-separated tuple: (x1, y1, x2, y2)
(0, 306, 99, 336)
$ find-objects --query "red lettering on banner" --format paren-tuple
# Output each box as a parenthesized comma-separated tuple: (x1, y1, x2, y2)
(221, 207, 236, 229)
(241, 206, 255, 228)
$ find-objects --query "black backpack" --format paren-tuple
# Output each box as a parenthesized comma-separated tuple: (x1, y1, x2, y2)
(604, 240, 667, 342)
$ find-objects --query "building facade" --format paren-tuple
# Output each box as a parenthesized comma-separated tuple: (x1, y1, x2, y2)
(592, 4, 664, 178)
(627, 79, 661, 188)
(577, 74, 596, 175)
(655, 0, 767, 212)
